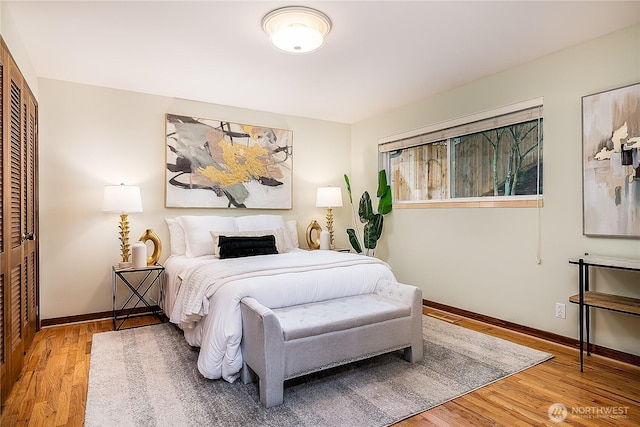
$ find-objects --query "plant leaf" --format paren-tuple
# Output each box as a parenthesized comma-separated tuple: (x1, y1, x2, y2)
(377, 169, 388, 197)
(363, 214, 383, 249)
(358, 191, 374, 223)
(344, 174, 353, 204)
(346, 228, 362, 253)
(378, 185, 392, 215)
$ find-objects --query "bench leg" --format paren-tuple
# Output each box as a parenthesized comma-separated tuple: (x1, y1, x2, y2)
(243, 361, 284, 407)
(405, 301, 424, 363)
(404, 346, 415, 363)
(259, 376, 284, 408)
(403, 341, 424, 363)
(241, 362, 256, 385)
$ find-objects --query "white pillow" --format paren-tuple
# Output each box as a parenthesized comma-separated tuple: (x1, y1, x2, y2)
(235, 215, 295, 250)
(286, 220, 299, 249)
(165, 218, 186, 256)
(177, 215, 238, 258)
(210, 229, 287, 258)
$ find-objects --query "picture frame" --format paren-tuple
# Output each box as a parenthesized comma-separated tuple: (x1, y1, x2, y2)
(165, 114, 293, 209)
(581, 83, 640, 237)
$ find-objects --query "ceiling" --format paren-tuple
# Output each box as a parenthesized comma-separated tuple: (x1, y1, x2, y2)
(5, 1, 640, 124)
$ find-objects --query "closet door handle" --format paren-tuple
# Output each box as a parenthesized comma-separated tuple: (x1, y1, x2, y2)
(22, 233, 35, 242)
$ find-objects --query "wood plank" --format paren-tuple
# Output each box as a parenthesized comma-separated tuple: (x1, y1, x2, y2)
(425, 312, 460, 324)
(568, 256, 640, 270)
(394, 198, 544, 209)
(569, 292, 640, 316)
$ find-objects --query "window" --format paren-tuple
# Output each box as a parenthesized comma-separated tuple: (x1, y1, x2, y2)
(379, 99, 543, 207)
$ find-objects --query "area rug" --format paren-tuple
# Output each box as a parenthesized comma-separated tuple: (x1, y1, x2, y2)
(85, 316, 553, 427)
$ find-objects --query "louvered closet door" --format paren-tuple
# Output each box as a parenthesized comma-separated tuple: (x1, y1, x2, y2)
(0, 39, 7, 405)
(6, 55, 26, 393)
(1, 46, 38, 406)
(22, 88, 37, 350)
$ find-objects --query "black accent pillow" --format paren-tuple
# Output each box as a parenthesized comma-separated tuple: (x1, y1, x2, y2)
(218, 235, 278, 259)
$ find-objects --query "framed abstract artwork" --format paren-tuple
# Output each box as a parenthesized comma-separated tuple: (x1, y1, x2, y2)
(165, 114, 293, 209)
(582, 83, 640, 237)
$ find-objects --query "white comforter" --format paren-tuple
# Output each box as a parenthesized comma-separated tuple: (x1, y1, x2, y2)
(168, 250, 396, 382)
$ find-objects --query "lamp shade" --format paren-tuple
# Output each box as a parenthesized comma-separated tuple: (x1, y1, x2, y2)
(103, 184, 143, 213)
(316, 186, 343, 208)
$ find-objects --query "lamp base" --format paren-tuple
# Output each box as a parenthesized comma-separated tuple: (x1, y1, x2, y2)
(119, 261, 132, 268)
(325, 207, 335, 248)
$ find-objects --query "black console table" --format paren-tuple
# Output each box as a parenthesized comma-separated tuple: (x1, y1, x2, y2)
(568, 255, 640, 371)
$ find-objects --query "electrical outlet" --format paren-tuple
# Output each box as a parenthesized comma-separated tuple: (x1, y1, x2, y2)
(555, 303, 566, 319)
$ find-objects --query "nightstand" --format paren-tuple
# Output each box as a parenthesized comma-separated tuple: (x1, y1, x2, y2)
(112, 264, 165, 330)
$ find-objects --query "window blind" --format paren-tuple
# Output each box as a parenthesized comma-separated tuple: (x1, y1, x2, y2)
(379, 99, 543, 153)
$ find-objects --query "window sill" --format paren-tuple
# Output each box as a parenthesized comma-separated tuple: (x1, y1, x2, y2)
(394, 197, 544, 209)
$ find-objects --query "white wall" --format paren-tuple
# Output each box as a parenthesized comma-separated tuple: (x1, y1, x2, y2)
(351, 25, 640, 356)
(0, 1, 38, 96)
(38, 79, 351, 319)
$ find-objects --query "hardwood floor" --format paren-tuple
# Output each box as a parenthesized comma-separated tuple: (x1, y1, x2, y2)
(0, 316, 158, 427)
(1, 309, 638, 426)
(401, 309, 640, 426)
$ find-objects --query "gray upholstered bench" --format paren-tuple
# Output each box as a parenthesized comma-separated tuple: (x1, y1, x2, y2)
(240, 279, 423, 407)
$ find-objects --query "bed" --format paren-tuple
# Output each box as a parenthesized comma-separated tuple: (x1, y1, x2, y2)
(163, 214, 397, 382)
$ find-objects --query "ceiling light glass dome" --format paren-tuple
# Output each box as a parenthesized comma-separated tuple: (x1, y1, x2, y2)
(262, 6, 332, 54)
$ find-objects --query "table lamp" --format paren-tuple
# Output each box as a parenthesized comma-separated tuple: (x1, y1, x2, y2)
(103, 184, 143, 267)
(315, 186, 343, 249)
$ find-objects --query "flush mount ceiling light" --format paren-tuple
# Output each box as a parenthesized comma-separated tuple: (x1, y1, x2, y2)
(262, 6, 332, 54)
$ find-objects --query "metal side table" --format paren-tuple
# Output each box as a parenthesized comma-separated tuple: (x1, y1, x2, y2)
(112, 264, 165, 330)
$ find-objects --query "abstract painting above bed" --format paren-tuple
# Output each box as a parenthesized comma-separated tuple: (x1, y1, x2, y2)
(165, 114, 293, 209)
